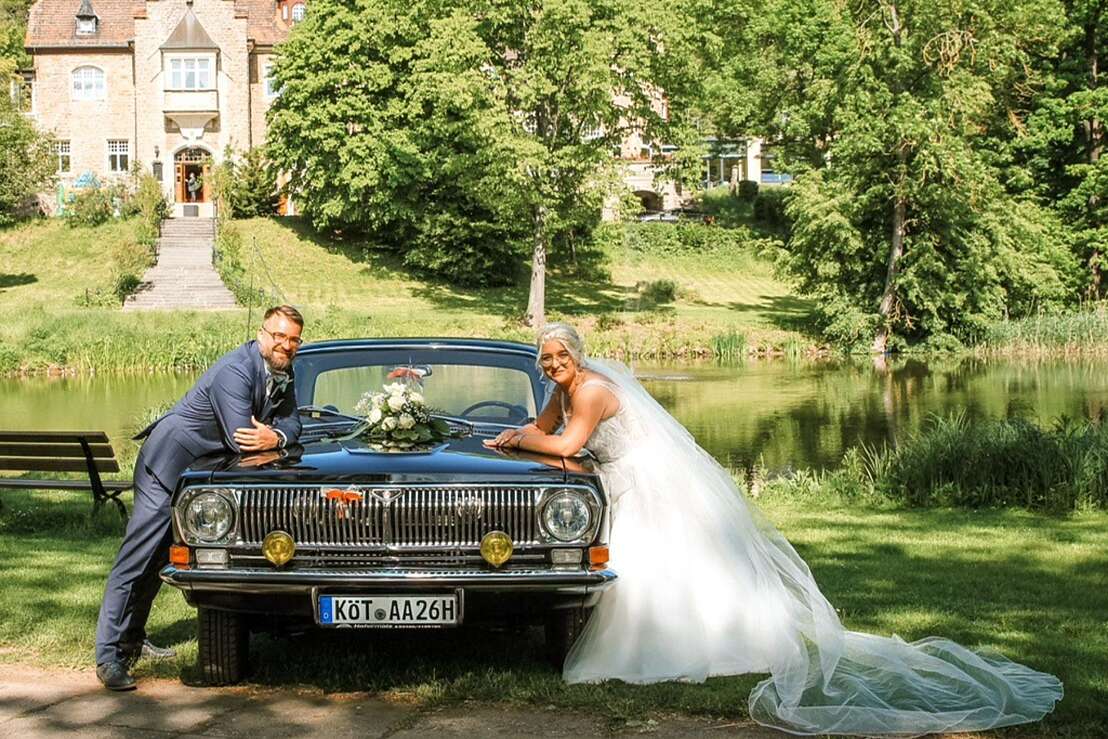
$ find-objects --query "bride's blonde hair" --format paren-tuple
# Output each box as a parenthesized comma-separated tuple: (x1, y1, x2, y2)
(536, 322, 587, 370)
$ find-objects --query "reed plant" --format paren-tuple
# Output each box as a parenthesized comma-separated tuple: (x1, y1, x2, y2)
(977, 308, 1108, 355)
(710, 328, 747, 360)
(767, 413, 1108, 511)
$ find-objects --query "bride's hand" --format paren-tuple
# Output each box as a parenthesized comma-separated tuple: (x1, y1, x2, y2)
(484, 429, 521, 448)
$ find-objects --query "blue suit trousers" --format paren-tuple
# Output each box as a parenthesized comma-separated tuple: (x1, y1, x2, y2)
(94, 443, 175, 665)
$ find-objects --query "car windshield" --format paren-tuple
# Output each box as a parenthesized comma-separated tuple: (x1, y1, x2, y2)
(295, 346, 542, 426)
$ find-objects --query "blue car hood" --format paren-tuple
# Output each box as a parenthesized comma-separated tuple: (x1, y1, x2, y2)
(180, 434, 581, 487)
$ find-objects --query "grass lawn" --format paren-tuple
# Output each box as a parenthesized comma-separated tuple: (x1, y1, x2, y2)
(1, 492, 1099, 735)
(0, 215, 815, 373)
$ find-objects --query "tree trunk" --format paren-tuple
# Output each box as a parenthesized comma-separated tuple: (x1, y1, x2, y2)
(1086, 10, 1104, 297)
(873, 2, 906, 354)
(873, 150, 908, 354)
(525, 205, 548, 329)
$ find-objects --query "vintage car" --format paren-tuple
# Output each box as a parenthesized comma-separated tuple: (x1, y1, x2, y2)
(159, 338, 616, 684)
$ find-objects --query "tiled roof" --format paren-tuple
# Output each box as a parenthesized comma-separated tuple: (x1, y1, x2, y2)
(237, 0, 290, 47)
(26, 0, 141, 48)
(26, 0, 290, 50)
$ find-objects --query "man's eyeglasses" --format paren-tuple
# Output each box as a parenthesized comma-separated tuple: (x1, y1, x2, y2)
(261, 326, 303, 347)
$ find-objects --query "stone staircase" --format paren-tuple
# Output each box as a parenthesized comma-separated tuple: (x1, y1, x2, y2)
(123, 218, 239, 311)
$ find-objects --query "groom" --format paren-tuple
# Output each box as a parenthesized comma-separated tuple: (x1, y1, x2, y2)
(94, 305, 305, 690)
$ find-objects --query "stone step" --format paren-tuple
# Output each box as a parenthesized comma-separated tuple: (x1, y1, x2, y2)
(123, 218, 238, 312)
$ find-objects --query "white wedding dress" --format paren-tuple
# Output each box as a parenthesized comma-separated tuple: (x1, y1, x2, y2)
(561, 360, 1063, 736)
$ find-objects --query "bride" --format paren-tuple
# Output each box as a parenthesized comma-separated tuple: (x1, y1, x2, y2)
(484, 322, 1063, 736)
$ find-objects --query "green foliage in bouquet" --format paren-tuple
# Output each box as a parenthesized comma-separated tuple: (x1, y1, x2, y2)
(352, 381, 455, 450)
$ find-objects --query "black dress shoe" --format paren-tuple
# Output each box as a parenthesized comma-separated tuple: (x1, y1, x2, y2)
(96, 660, 136, 691)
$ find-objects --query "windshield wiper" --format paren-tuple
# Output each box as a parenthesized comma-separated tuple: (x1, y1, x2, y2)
(297, 405, 363, 423)
(430, 413, 476, 433)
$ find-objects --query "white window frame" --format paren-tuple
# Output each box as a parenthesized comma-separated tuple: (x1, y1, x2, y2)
(291, 3, 306, 21)
(71, 66, 106, 101)
(165, 54, 215, 91)
(107, 139, 129, 173)
(264, 63, 279, 99)
(54, 140, 71, 173)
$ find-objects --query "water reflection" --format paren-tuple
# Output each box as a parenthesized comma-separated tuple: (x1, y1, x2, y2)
(635, 356, 1108, 472)
(3, 357, 1108, 472)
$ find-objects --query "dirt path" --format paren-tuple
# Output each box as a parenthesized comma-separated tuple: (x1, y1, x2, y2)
(0, 664, 783, 738)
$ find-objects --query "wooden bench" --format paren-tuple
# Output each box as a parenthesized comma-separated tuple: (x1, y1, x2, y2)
(0, 431, 131, 522)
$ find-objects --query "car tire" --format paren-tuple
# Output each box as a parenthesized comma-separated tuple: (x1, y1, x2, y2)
(197, 607, 249, 685)
(544, 606, 591, 671)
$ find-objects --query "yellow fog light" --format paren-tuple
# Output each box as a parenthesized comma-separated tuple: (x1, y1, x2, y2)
(480, 531, 513, 567)
(263, 530, 295, 567)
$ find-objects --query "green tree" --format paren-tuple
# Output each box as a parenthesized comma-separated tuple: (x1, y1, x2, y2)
(0, 65, 55, 225)
(708, 0, 1078, 350)
(217, 147, 278, 218)
(267, 0, 687, 318)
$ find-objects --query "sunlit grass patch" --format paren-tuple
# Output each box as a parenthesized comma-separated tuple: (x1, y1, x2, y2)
(0, 492, 1100, 732)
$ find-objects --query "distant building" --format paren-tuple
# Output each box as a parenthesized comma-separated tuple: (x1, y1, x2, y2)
(23, 0, 304, 217)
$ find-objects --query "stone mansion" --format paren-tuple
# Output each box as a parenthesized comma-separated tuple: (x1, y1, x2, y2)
(24, 0, 302, 217)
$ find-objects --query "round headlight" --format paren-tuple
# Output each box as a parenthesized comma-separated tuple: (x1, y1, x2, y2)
(541, 491, 592, 542)
(184, 492, 234, 542)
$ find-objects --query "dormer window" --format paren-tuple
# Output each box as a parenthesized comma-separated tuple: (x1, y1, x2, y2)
(75, 0, 98, 35)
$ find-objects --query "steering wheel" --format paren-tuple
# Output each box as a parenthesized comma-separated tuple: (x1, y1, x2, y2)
(460, 400, 529, 421)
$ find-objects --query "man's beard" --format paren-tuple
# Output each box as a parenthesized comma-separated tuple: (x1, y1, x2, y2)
(263, 345, 292, 372)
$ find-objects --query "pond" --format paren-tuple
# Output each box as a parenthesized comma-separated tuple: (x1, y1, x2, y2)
(3, 356, 1107, 473)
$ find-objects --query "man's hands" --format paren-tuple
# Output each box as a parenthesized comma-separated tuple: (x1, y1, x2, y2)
(234, 416, 280, 452)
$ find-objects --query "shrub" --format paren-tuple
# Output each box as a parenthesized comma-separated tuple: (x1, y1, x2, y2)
(211, 147, 278, 219)
(615, 221, 757, 256)
(752, 187, 792, 230)
(66, 187, 114, 227)
(737, 179, 759, 201)
(638, 279, 677, 306)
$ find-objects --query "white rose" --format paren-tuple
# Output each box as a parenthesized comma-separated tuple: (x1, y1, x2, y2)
(387, 395, 406, 412)
(408, 392, 424, 405)
(398, 413, 415, 429)
(368, 407, 383, 424)
(385, 382, 405, 395)
(382, 416, 398, 431)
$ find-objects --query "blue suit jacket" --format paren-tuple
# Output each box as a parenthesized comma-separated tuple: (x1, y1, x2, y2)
(135, 340, 301, 489)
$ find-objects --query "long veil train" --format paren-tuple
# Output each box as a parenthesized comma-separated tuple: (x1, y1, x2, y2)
(563, 359, 1063, 736)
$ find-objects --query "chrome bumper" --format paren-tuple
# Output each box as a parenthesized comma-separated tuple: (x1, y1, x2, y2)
(160, 565, 617, 595)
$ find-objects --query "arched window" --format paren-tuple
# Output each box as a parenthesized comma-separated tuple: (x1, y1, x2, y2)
(71, 66, 105, 101)
(291, 3, 306, 21)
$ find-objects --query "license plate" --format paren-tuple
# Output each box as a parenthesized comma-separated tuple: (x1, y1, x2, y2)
(317, 594, 460, 627)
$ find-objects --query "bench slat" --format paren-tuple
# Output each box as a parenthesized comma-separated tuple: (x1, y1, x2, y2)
(0, 443, 115, 458)
(0, 431, 111, 443)
(0, 457, 121, 473)
(0, 478, 132, 491)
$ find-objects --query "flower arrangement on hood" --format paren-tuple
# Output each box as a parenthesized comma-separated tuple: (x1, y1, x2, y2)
(352, 380, 454, 449)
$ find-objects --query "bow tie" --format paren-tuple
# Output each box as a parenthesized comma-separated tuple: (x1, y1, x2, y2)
(266, 372, 290, 400)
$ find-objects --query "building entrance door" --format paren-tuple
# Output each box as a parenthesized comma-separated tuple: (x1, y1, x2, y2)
(174, 148, 212, 203)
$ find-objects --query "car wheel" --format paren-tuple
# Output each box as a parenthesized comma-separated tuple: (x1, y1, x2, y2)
(544, 606, 591, 671)
(197, 607, 249, 685)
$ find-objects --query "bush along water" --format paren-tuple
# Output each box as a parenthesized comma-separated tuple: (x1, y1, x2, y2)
(765, 413, 1108, 511)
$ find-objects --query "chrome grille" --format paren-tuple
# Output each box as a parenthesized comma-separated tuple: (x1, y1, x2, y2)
(237, 485, 541, 548)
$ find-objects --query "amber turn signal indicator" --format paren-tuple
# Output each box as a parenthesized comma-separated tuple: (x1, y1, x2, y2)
(588, 545, 609, 567)
(169, 545, 190, 567)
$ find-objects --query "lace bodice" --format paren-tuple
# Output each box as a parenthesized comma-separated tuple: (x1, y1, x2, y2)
(558, 377, 641, 464)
